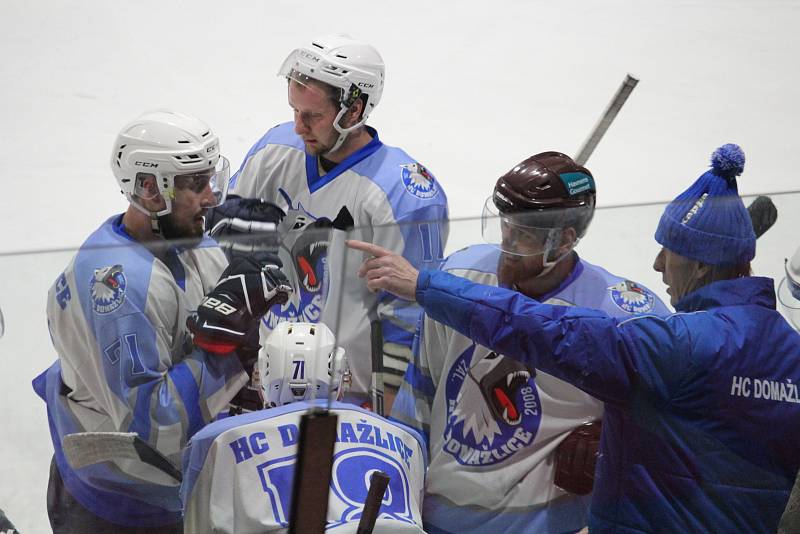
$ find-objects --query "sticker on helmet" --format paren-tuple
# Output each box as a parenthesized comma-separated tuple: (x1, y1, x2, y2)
(559, 172, 595, 197)
(607, 280, 655, 313)
(400, 163, 439, 200)
(90, 265, 127, 314)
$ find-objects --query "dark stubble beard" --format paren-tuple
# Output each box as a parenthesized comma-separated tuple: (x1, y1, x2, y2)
(157, 212, 204, 248)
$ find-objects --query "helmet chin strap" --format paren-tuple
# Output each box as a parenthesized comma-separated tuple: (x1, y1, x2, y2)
(324, 105, 368, 156)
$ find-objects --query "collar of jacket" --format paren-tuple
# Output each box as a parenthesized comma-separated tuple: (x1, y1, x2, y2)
(675, 276, 776, 313)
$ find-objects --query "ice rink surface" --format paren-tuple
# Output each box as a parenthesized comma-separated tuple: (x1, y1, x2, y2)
(2, 0, 799, 531)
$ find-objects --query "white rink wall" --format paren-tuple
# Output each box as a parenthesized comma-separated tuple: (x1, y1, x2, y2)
(2, 0, 799, 531)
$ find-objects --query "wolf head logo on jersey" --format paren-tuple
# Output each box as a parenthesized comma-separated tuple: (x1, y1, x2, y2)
(608, 279, 655, 314)
(90, 264, 127, 314)
(444, 348, 541, 466)
(264, 189, 330, 328)
(400, 162, 439, 200)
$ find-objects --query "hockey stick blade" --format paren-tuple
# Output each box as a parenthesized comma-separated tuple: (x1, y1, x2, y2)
(575, 74, 639, 166)
(747, 195, 778, 239)
(356, 471, 391, 534)
(62, 432, 182, 482)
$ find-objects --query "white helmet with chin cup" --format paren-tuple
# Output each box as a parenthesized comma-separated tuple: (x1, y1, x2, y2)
(259, 321, 350, 408)
(278, 34, 385, 154)
(111, 110, 230, 218)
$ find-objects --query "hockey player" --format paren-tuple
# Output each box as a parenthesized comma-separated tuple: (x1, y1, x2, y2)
(351, 144, 800, 532)
(181, 322, 428, 533)
(33, 110, 291, 532)
(388, 152, 668, 533)
(228, 33, 449, 408)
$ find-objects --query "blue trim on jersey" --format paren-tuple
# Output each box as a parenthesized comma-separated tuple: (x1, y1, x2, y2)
(111, 214, 136, 242)
(382, 319, 415, 346)
(171, 363, 204, 438)
(164, 248, 186, 291)
(538, 254, 585, 302)
(36, 363, 182, 526)
(304, 127, 383, 193)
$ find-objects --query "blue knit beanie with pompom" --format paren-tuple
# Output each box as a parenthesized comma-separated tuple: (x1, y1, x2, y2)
(654, 144, 756, 266)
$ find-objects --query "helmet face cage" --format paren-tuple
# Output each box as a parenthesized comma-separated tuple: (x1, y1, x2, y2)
(260, 322, 350, 408)
(111, 110, 229, 217)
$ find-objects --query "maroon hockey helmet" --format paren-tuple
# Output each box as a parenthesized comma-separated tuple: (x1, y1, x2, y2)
(483, 152, 597, 260)
(492, 151, 596, 238)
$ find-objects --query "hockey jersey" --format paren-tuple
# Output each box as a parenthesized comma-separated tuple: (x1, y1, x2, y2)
(230, 123, 449, 394)
(32, 215, 248, 527)
(391, 244, 669, 533)
(181, 400, 428, 533)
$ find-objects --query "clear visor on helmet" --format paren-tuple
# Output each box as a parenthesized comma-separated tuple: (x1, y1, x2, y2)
(481, 196, 580, 257)
(173, 155, 230, 208)
(278, 49, 341, 102)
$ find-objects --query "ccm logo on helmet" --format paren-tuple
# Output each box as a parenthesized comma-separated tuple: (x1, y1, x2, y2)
(200, 297, 237, 316)
(135, 161, 159, 168)
(358, 81, 375, 89)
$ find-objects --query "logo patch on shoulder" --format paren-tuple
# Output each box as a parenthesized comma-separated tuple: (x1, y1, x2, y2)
(90, 265, 127, 314)
(608, 280, 654, 313)
(400, 163, 439, 200)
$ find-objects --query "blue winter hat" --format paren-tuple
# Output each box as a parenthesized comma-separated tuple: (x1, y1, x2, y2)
(654, 144, 756, 266)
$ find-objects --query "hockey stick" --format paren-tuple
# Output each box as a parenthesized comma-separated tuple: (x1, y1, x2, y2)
(747, 195, 778, 239)
(574, 74, 639, 166)
(356, 471, 390, 534)
(61, 432, 182, 482)
(289, 408, 338, 534)
(370, 320, 385, 417)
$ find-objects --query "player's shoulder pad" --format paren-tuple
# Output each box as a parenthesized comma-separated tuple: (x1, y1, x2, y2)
(354, 144, 446, 206)
(442, 244, 500, 274)
(581, 260, 663, 315)
(71, 217, 154, 316)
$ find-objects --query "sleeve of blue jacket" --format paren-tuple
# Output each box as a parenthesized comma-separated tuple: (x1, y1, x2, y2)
(416, 269, 692, 407)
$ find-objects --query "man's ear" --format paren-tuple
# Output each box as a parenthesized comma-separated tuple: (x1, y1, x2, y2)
(558, 227, 578, 254)
(134, 173, 166, 211)
(343, 99, 365, 128)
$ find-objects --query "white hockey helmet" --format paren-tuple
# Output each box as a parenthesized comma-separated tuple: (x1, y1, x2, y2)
(110, 110, 230, 217)
(778, 246, 800, 331)
(259, 321, 350, 407)
(278, 34, 385, 153)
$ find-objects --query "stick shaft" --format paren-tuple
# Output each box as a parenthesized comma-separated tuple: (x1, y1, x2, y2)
(575, 74, 639, 166)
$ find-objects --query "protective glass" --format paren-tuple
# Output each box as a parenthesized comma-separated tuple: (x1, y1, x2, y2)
(173, 155, 230, 208)
(481, 196, 578, 257)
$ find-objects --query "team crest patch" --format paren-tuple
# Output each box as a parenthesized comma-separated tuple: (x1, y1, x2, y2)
(608, 280, 655, 313)
(443, 348, 541, 466)
(400, 163, 438, 200)
(90, 264, 127, 314)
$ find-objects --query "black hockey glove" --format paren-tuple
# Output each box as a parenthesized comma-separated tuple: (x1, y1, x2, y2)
(187, 257, 292, 355)
(206, 195, 286, 265)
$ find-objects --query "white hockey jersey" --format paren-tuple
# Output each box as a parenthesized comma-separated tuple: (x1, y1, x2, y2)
(33, 215, 248, 527)
(391, 244, 669, 533)
(181, 400, 428, 533)
(230, 123, 449, 395)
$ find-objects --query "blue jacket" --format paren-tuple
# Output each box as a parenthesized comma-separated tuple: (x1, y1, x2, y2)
(415, 271, 800, 533)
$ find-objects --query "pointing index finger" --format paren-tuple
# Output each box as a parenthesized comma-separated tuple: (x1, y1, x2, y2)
(346, 239, 393, 258)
